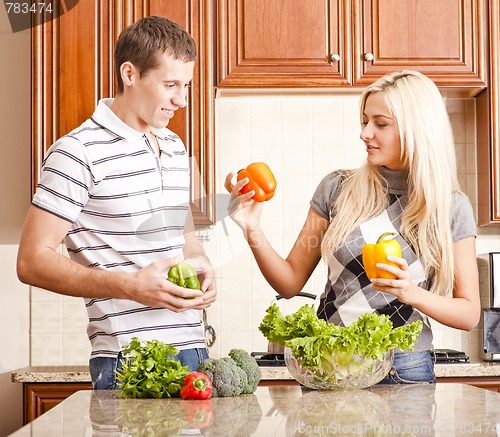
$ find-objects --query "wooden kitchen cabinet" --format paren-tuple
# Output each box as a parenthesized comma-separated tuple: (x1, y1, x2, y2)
(32, 0, 216, 224)
(477, 1, 500, 225)
(437, 377, 500, 393)
(217, 0, 351, 87)
(217, 0, 486, 92)
(353, 0, 486, 90)
(258, 380, 298, 387)
(23, 382, 92, 425)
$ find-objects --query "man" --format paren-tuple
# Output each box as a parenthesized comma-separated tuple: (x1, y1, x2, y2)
(17, 16, 216, 389)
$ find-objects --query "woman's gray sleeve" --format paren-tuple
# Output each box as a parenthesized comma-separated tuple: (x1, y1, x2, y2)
(450, 191, 477, 241)
(310, 172, 343, 221)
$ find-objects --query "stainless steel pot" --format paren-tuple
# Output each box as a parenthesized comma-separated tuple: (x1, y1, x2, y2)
(267, 292, 317, 354)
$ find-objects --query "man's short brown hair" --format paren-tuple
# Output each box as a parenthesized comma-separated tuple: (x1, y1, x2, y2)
(114, 16, 197, 93)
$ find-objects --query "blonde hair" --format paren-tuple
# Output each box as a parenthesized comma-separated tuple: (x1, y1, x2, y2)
(321, 71, 459, 296)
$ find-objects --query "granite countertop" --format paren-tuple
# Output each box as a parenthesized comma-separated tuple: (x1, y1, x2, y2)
(8, 384, 500, 436)
(11, 361, 500, 384)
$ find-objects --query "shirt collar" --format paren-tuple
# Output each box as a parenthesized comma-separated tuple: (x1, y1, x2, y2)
(92, 98, 174, 143)
(378, 165, 409, 195)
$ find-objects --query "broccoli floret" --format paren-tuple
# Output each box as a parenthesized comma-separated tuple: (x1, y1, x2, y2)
(198, 357, 245, 397)
(229, 359, 248, 392)
(198, 351, 262, 397)
(228, 349, 262, 394)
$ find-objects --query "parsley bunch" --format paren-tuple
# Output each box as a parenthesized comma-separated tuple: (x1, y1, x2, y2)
(116, 337, 189, 398)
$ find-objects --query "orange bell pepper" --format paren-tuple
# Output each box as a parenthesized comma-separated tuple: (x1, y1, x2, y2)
(237, 162, 277, 202)
(362, 232, 402, 280)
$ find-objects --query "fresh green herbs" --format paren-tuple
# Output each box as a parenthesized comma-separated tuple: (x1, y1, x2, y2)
(116, 337, 189, 398)
(259, 303, 422, 370)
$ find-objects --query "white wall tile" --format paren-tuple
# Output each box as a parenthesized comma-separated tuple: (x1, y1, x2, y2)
(449, 112, 467, 143)
(31, 334, 62, 366)
(249, 99, 281, 147)
(62, 299, 88, 334)
(218, 268, 251, 301)
(455, 143, 467, 175)
(216, 99, 251, 149)
(220, 300, 252, 332)
(61, 334, 92, 365)
(31, 286, 62, 303)
(218, 330, 252, 358)
(280, 99, 313, 146)
(31, 302, 62, 334)
(250, 273, 277, 301)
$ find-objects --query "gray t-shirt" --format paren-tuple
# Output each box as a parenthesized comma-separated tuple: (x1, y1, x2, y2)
(310, 166, 476, 351)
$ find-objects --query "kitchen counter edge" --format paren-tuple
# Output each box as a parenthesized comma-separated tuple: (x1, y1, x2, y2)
(11, 361, 500, 384)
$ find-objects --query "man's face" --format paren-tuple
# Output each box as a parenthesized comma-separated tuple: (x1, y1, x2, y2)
(128, 52, 194, 132)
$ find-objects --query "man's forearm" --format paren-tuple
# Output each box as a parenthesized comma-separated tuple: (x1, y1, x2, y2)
(17, 247, 132, 299)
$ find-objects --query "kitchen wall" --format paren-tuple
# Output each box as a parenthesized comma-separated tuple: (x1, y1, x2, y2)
(0, 6, 31, 437)
(29, 88, 500, 367)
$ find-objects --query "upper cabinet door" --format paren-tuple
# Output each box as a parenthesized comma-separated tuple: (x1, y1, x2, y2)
(32, 0, 215, 224)
(477, 1, 500, 225)
(353, 0, 487, 90)
(217, 0, 351, 87)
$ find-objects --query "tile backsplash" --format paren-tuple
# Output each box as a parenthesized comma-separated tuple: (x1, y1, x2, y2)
(30, 90, 500, 365)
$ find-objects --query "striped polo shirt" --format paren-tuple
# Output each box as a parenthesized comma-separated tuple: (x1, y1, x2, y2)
(32, 98, 206, 358)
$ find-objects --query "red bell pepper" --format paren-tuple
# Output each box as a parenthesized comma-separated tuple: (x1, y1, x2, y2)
(182, 399, 213, 429)
(180, 371, 212, 400)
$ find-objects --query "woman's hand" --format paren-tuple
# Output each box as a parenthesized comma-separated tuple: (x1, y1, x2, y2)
(224, 171, 264, 233)
(369, 255, 417, 303)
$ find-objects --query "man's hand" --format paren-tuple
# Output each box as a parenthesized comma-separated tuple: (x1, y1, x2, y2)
(184, 256, 217, 310)
(129, 257, 205, 312)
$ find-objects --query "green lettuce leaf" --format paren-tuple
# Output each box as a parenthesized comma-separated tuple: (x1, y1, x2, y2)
(259, 304, 423, 371)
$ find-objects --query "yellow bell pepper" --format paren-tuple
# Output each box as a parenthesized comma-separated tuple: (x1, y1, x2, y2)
(362, 232, 402, 280)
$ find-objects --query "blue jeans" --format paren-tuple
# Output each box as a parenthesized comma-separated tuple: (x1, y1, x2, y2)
(89, 347, 209, 390)
(378, 350, 435, 384)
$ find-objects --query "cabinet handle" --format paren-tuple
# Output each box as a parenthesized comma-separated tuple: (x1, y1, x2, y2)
(364, 53, 374, 61)
(330, 54, 341, 62)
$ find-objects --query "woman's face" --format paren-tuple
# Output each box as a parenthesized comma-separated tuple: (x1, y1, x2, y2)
(360, 92, 406, 170)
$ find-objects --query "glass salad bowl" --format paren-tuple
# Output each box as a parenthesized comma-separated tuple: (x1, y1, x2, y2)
(284, 346, 394, 390)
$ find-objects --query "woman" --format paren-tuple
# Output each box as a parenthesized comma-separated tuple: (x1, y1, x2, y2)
(225, 70, 480, 383)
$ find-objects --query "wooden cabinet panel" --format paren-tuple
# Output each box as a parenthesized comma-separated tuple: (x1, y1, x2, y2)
(353, 0, 487, 88)
(258, 379, 298, 386)
(437, 377, 500, 393)
(23, 382, 92, 425)
(32, 0, 215, 224)
(217, 0, 486, 92)
(217, 0, 351, 87)
(477, 1, 500, 225)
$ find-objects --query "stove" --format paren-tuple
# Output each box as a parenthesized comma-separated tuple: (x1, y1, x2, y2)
(251, 349, 469, 367)
(251, 352, 285, 366)
(432, 349, 469, 363)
